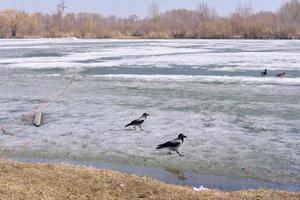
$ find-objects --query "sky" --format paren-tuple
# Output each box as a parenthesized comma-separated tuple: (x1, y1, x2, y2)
(0, 0, 289, 18)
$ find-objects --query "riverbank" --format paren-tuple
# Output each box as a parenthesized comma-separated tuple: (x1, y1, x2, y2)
(9, 156, 300, 192)
(0, 159, 299, 200)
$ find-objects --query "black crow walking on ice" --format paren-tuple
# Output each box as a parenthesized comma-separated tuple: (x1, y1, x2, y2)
(156, 134, 187, 156)
(125, 113, 150, 130)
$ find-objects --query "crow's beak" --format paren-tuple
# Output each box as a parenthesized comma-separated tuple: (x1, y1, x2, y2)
(183, 135, 187, 138)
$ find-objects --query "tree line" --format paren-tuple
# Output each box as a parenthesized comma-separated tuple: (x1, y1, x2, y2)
(0, 0, 299, 39)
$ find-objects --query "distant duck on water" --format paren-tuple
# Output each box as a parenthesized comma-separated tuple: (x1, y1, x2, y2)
(261, 69, 267, 76)
(276, 72, 286, 78)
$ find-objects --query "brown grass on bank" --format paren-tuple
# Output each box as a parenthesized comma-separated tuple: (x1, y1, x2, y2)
(0, 159, 299, 200)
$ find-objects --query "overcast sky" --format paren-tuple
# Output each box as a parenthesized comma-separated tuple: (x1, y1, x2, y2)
(0, 0, 288, 18)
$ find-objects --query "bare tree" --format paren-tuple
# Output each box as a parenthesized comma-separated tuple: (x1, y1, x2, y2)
(236, 3, 253, 18)
(0, 13, 6, 37)
(53, 0, 67, 35)
(197, 2, 216, 21)
(148, 2, 160, 19)
(279, 0, 300, 31)
(0, 9, 25, 37)
(57, 0, 67, 17)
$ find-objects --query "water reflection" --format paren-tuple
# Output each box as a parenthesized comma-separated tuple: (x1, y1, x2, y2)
(164, 166, 186, 181)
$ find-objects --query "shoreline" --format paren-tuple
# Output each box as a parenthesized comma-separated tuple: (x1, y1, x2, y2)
(8, 156, 300, 192)
(0, 159, 299, 200)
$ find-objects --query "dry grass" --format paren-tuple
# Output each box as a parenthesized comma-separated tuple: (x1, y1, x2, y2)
(0, 159, 299, 200)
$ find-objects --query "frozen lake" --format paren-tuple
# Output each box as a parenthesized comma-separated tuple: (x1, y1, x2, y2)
(0, 39, 299, 187)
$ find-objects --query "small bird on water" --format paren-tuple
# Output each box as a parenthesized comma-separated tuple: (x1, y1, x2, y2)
(125, 113, 150, 130)
(276, 72, 286, 78)
(156, 134, 187, 156)
(261, 69, 267, 76)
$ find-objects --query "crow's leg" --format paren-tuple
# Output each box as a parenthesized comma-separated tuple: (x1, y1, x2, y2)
(139, 125, 144, 131)
(176, 150, 184, 157)
(168, 149, 172, 154)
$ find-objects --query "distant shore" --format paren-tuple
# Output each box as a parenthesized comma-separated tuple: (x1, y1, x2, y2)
(0, 159, 299, 200)
(1, 1, 299, 40)
(1, 36, 299, 40)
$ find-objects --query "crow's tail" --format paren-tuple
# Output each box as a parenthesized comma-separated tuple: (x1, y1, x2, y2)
(125, 123, 132, 127)
(156, 145, 166, 149)
(156, 141, 171, 149)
